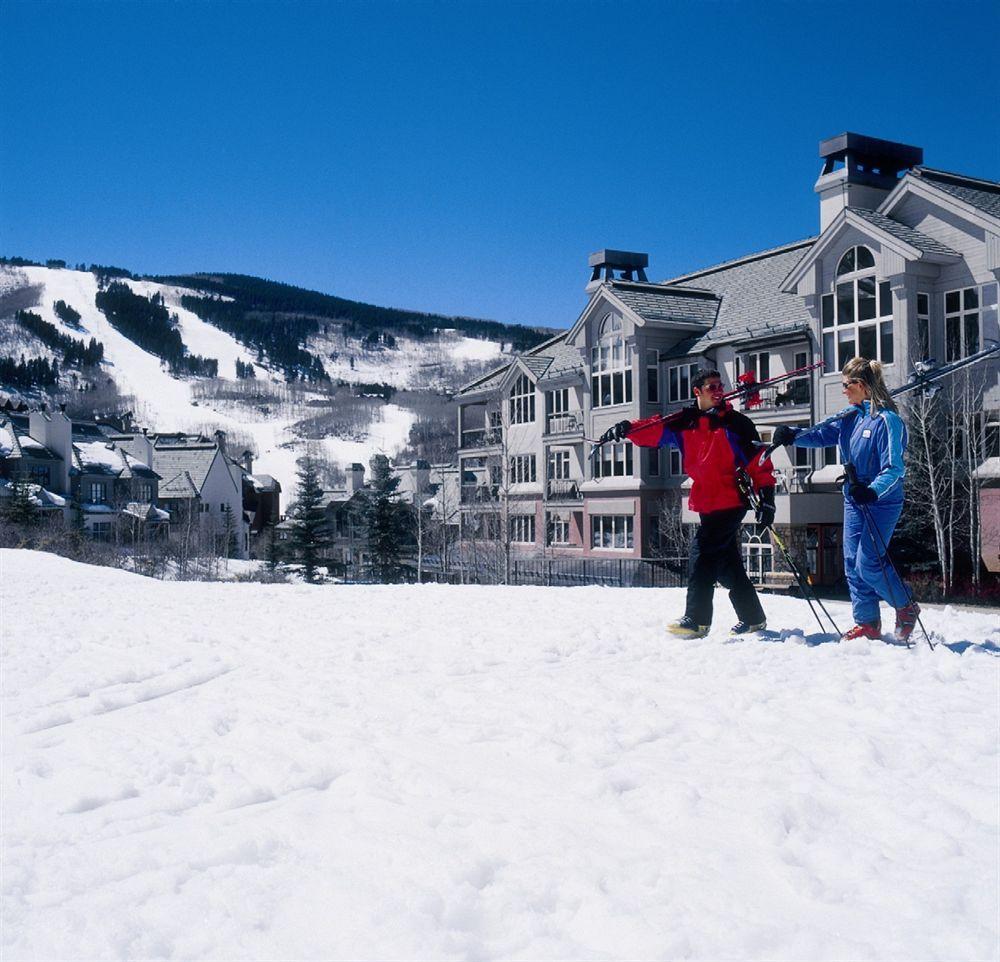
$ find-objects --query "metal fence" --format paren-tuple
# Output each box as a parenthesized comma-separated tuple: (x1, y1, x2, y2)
(420, 556, 688, 588)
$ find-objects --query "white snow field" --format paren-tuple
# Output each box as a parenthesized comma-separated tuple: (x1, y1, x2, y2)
(2, 550, 998, 962)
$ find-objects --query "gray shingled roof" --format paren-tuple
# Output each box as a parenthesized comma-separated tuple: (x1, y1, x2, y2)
(848, 207, 961, 257)
(606, 281, 719, 326)
(154, 446, 219, 496)
(912, 167, 1000, 220)
(659, 239, 816, 358)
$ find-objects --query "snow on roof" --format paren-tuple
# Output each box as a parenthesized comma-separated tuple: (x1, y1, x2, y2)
(75, 440, 126, 474)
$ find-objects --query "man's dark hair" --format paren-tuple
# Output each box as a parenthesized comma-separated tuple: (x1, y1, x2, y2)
(692, 369, 723, 391)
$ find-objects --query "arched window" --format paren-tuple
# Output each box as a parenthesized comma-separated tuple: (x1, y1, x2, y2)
(509, 373, 535, 424)
(591, 313, 633, 407)
(821, 245, 893, 370)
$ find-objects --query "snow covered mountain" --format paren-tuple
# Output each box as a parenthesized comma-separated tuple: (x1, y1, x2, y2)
(0, 264, 526, 491)
(3, 549, 998, 961)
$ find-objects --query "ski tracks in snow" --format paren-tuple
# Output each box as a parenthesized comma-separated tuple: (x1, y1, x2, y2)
(2, 550, 998, 961)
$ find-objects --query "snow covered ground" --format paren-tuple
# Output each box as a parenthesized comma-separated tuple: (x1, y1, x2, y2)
(8, 267, 503, 494)
(3, 549, 998, 962)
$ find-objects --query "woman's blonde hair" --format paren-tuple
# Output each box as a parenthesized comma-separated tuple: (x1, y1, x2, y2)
(842, 356, 897, 413)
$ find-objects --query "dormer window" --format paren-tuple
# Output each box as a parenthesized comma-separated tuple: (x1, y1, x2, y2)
(509, 373, 535, 424)
(591, 313, 633, 407)
(821, 245, 893, 370)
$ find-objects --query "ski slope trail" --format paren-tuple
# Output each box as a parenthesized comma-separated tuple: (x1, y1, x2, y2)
(14, 268, 418, 489)
(2, 549, 998, 961)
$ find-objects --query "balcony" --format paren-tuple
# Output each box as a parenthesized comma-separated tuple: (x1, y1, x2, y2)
(735, 378, 811, 413)
(460, 427, 503, 450)
(461, 484, 500, 504)
(546, 478, 583, 502)
(544, 410, 584, 436)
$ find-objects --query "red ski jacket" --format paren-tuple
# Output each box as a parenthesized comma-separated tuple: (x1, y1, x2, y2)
(627, 403, 775, 514)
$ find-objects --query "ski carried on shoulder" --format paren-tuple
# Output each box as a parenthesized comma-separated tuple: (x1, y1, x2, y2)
(759, 340, 1000, 465)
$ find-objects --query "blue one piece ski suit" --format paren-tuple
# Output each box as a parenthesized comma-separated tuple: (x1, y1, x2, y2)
(789, 401, 910, 625)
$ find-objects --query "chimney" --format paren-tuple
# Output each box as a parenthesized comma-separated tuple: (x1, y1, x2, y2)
(213, 429, 227, 454)
(28, 407, 72, 495)
(241, 449, 253, 474)
(586, 249, 649, 294)
(815, 132, 922, 232)
(124, 428, 154, 468)
(346, 463, 365, 495)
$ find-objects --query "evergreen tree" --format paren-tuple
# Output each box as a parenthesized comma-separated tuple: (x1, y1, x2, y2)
(3, 475, 39, 525)
(354, 454, 413, 582)
(264, 517, 283, 572)
(289, 457, 327, 583)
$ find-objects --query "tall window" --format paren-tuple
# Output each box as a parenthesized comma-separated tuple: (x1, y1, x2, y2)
(591, 314, 633, 407)
(917, 293, 930, 360)
(591, 514, 634, 550)
(821, 245, 893, 370)
(546, 513, 570, 545)
(546, 387, 569, 416)
(90, 481, 107, 503)
(547, 449, 570, 480)
(594, 442, 633, 479)
(510, 515, 535, 543)
(509, 455, 536, 484)
(646, 349, 659, 402)
(135, 482, 152, 501)
(945, 286, 985, 361)
(737, 351, 770, 381)
(668, 448, 683, 476)
(649, 448, 660, 477)
(509, 374, 535, 423)
(667, 363, 698, 403)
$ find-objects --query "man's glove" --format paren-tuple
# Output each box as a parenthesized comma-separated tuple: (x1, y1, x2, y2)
(771, 425, 798, 447)
(848, 482, 878, 504)
(755, 486, 776, 533)
(598, 420, 632, 445)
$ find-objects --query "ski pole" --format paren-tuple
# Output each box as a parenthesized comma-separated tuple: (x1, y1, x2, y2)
(843, 464, 933, 650)
(736, 468, 841, 636)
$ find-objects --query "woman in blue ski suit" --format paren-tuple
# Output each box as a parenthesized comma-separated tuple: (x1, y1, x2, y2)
(773, 357, 920, 641)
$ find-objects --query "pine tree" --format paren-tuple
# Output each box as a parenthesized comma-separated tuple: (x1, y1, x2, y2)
(264, 517, 283, 572)
(3, 475, 39, 525)
(354, 454, 413, 582)
(289, 457, 327, 583)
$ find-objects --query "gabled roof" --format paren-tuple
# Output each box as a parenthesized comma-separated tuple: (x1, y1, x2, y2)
(604, 280, 719, 326)
(660, 239, 816, 358)
(846, 207, 961, 257)
(910, 167, 1000, 221)
(155, 446, 220, 496)
(781, 207, 960, 294)
(158, 469, 201, 499)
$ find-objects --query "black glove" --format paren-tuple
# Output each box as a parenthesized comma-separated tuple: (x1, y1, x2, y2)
(772, 425, 798, 447)
(848, 482, 878, 504)
(754, 486, 776, 532)
(598, 420, 632, 445)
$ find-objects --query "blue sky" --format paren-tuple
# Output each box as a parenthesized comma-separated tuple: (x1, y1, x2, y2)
(2, 0, 997, 330)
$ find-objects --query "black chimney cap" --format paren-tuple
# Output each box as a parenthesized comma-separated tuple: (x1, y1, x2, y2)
(819, 132, 923, 169)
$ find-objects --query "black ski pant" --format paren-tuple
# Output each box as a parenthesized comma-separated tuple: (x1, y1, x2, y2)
(685, 507, 765, 627)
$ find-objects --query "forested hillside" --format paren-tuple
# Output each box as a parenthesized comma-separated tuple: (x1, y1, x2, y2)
(155, 272, 550, 351)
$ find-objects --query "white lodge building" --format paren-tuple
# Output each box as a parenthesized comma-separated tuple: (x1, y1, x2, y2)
(456, 133, 1000, 582)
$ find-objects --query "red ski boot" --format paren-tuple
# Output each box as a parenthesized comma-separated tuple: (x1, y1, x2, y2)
(842, 622, 882, 641)
(895, 602, 921, 643)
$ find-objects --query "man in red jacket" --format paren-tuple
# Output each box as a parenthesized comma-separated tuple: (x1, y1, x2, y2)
(599, 369, 776, 638)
